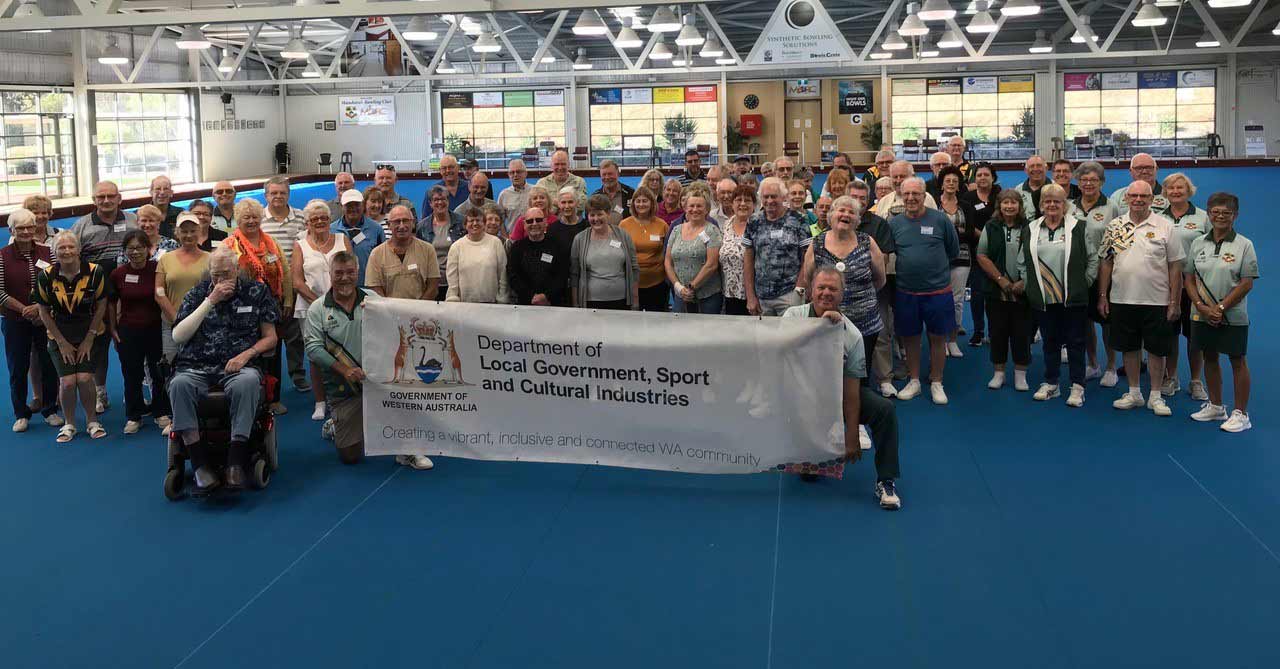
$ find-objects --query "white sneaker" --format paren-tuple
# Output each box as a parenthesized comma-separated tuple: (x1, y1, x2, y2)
(311, 402, 326, 421)
(879, 382, 898, 398)
(396, 454, 435, 470)
(946, 342, 963, 358)
(1013, 372, 1029, 392)
(1100, 370, 1119, 387)
(12, 417, 28, 432)
(930, 382, 948, 405)
(875, 480, 901, 510)
(44, 414, 64, 428)
(123, 420, 142, 434)
(1190, 402, 1227, 422)
(1220, 410, 1252, 433)
(1148, 395, 1172, 417)
(897, 379, 921, 401)
(1113, 391, 1144, 410)
(1033, 330, 1042, 343)
(1085, 365, 1102, 381)
(988, 371, 1005, 389)
(858, 425, 872, 450)
(1066, 384, 1085, 407)
(1033, 383, 1060, 401)
(1188, 380, 1209, 401)
(1161, 377, 1181, 397)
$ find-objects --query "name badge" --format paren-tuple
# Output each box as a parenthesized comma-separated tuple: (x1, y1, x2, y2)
(113, 224, 127, 233)
(265, 254, 278, 263)
(125, 274, 140, 284)
(35, 259, 51, 270)
(540, 253, 554, 264)
(974, 203, 986, 211)
(353, 232, 367, 245)
(649, 234, 662, 242)
(920, 226, 935, 235)
(608, 240, 622, 249)
(614, 205, 624, 214)
(406, 263, 419, 271)
(236, 305, 253, 314)
(698, 231, 710, 243)
(770, 229, 783, 239)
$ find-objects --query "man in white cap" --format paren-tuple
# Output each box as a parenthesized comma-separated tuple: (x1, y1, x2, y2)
(332, 188, 385, 287)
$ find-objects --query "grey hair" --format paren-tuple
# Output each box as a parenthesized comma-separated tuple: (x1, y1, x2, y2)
(875, 149, 896, 162)
(302, 198, 331, 221)
(265, 175, 290, 190)
(52, 230, 80, 251)
(809, 263, 845, 285)
(875, 176, 893, 189)
(599, 159, 619, 171)
(759, 176, 785, 195)
(902, 176, 927, 191)
(830, 195, 862, 218)
(208, 246, 239, 272)
(233, 198, 264, 221)
(7, 208, 36, 229)
(891, 159, 915, 175)
(1074, 160, 1106, 183)
(428, 184, 449, 201)
(850, 178, 870, 192)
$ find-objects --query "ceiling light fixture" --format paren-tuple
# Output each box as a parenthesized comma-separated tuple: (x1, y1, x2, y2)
(472, 29, 501, 53)
(436, 56, 458, 74)
(900, 4, 930, 36)
(937, 28, 963, 48)
(700, 35, 724, 58)
(967, 2, 998, 33)
(884, 28, 909, 50)
(98, 36, 130, 64)
(675, 14, 704, 46)
(176, 24, 212, 50)
(1207, 0, 1252, 7)
(646, 6, 681, 33)
(1070, 15, 1098, 43)
(919, 38, 940, 57)
(281, 28, 309, 59)
(217, 48, 235, 72)
(1001, 0, 1041, 17)
(572, 9, 609, 36)
(14, 0, 44, 18)
(1195, 30, 1220, 47)
(1132, 0, 1167, 27)
(649, 39, 674, 59)
(1273, 19, 1280, 35)
(870, 50, 894, 60)
(715, 56, 737, 65)
(573, 47, 593, 69)
(919, 0, 957, 21)
(537, 39, 556, 63)
(403, 16, 438, 41)
(1029, 29, 1052, 52)
(616, 18, 643, 48)
(301, 59, 322, 78)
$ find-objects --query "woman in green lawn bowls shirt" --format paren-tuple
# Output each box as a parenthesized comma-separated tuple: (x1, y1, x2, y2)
(1184, 192, 1259, 433)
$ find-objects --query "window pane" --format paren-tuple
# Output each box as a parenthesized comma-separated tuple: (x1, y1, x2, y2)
(685, 101, 717, 118)
(591, 135, 621, 151)
(3, 91, 38, 113)
(1101, 90, 1138, 107)
(505, 121, 534, 139)
(892, 95, 927, 112)
(1063, 108, 1101, 126)
(1138, 105, 1176, 125)
(591, 104, 621, 120)
(142, 94, 167, 117)
(118, 93, 142, 116)
(442, 108, 472, 124)
(473, 108, 503, 123)
(1177, 87, 1214, 104)
(472, 122, 504, 139)
(95, 92, 117, 116)
(622, 119, 653, 135)
(926, 95, 960, 112)
(1178, 121, 1214, 138)
(964, 93, 997, 110)
(592, 120, 621, 136)
(1178, 104, 1214, 123)
(1064, 90, 1100, 107)
(929, 110, 962, 127)
(1101, 107, 1138, 125)
(166, 94, 185, 117)
(143, 119, 167, 141)
(620, 104, 652, 121)
(1138, 89, 1176, 105)
(504, 107, 533, 122)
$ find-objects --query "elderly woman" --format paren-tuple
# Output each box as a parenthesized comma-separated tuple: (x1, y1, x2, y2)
(798, 195, 886, 359)
(481, 203, 511, 252)
(292, 199, 350, 420)
(416, 185, 467, 301)
(657, 178, 684, 224)
(548, 187, 589, 261)
(874, 176, 894, 205)
(1069, 160, 1120, 385)
(788, 180, 816, 228)
(1161, 172, 1210, 401)
(223, 198, 291, 413)
(169, 247, 279, 493)
(640, 169, 665, 198)
(18, 194, 58, 244)
(664, 192, 723, 314)
(975, 189, 1033, 392)
(936, 165, 981, 358)
(108, 230, 171, 434)
(446, 206, 510, 304)
(1019, 184, 1099, 407)
(509, 185, 557, 242)
(33, 231, 108, 442)
(186, 199, 227, 251)
(825, 169, 851, 201)
(156, 213, 210, 363)
(961, 162, 999, 346)
(361, 186, 390, 237)
(117, 204, 178, 266)
(1184, 193, 1258, 433)
(366, 205, 440, 300)
(619, 186, 670, 312)
(0, 209, 61, 431)
(571, 194, 639, 310)
(720, 185, 755, 316)
(507, 207, 570, 307)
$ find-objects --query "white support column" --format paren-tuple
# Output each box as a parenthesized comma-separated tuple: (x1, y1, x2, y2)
(71, 30, 96, 193)
(1224, 56, 1237, 157)
(881, 66, 890, 148)
(567, 76, 578, 154)
(719, 69, 728, 164)
(425, 78, 436, 168)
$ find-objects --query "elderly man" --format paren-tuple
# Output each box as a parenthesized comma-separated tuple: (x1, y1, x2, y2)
(498, 158, 532, 234)
(149, 175, 181, 236)
(535, 150, 588, 206)
(374, 164, 417, 218)
(743, 177, 811, 316)
(1051, 159, 1082, 201)
(1109, 152, 1167, 214)
(452, 172, 496, 220)
(705, 164, 724, 186)
(925, 151, 952, 201)
(711, 177, 738, 222)
(326, 171, 356, 221)
(211, 181, 236, 232)
(507, 206, 571, 306)
(259, 176, 309, 394)
(428, 155, 468, 214)
(70, 180, 138, 414)
(305, 251, 433, 470)
(591, 159, 635, 225)
(1013, 155, 1050, 219)
(873, 160, 937, 219)
(366, 205, 439, 300)
(850, 178, 899, 397)
(169, 247, 279, 493)
(1097, 180, 1184, 417)
(679, 148, 706, 186)
(945, 136, 975, 184)
(888, 177, 960, 404)
(782, 265, 901, 510)
(774, 156, 795, 182)
(332, 189, 385, 287)
(733, 154, 754, 177)
(812, 195, 833, 236)
(862, 149, 896, 205)
(462, 159, 495, 199)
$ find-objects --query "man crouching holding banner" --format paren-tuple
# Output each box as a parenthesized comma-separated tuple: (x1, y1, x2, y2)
(784, 265, 901, 510)
(304, 251, 435, 470)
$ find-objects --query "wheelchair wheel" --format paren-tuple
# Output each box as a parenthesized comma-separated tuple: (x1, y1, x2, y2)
(164, 468, 186, 501)
(263, 423, 279, 472)
(251, 458, 271, 490)
(166, 437, 185, 470)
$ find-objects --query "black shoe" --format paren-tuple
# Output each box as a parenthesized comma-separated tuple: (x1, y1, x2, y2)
(293, 378, 312, 392)
(225, 465, 246, 490)
(192, 466, 222, 496)
(968, 332, 984, 347)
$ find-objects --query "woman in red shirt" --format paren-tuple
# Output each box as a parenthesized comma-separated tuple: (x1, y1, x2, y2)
(108, 230, 170, 435)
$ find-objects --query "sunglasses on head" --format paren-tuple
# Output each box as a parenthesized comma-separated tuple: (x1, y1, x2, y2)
(376, 164, 397, 172)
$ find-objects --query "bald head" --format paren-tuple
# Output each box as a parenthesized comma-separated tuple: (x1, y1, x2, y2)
(1129, 152, 1157, 185)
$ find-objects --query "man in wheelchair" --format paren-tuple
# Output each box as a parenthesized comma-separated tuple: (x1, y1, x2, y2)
(169, 247, 280, 494)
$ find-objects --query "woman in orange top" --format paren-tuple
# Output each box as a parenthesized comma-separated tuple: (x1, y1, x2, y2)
(222, 197, 291, 410)
(618, 186, 669, 312)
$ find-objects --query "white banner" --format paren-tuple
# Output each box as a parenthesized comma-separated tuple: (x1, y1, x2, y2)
(962, 76, 997, 94)
(746, 0, 854, 65)
(361, 300, 848, 476)
(339, 95, 395, 126)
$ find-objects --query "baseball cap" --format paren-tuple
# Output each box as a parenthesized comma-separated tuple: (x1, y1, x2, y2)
(734, 154, 752, 163)
(340, 189, 364, 205)
(175, 212, 201, 228)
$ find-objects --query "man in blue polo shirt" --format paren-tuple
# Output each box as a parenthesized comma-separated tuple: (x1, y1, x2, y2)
(888, 177, 960, 404)
(332, 189, 385, 287)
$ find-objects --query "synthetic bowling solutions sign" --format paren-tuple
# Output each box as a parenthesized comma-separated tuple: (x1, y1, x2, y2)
(362, 300, 849, 477)
(746, 0, 854, 65)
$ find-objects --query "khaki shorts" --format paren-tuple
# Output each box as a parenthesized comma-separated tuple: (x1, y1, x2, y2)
(330, 395, 364, 450)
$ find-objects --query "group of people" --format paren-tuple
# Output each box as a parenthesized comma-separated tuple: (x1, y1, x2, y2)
(0, 143, 1259, 507)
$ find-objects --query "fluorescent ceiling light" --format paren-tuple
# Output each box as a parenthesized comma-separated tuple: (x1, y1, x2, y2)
(572, 10, 609, 36)
(919, 0, 957, 20)
(672, 54, 689, 66)
(1029, 29, 1052, 52)
(537, 39, 556, 62)
(937, 28, 963, 48)
(919, 38, 940, 57)
(1195, 30, 1220, 47)
(1207, 0, 1252, 6)
(900, 8, 929, 36)
(98, 37, 129, 64)
(301, 59, 322, 78)
(870, 50, 894, 59)
(573, 48, 593, 69)
(967, 4, 998, 33)
(403, 17, 438, 41)
(436, 56, 458, 73)
(675, 15, 704, 46)
(646, 6, 681, 32)
(715, 56, 736, 65)
(1273, 20, 1280, 36)
(616, 20, 643, 48)
(884, 28, 909, 50)
(176, 25, 212, 50)
(1070, 15, 1098, 43)
(1132, 0, 1166, 27)
(217, 48, 235, 72)
(700, 35, 724, 58)
(472, 29, 501, 53)
(1001, 0, 1040, 17)
(649, 39, 674, 59)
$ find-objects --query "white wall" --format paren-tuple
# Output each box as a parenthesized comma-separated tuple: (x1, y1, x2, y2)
(283, 92, 430, 173)
(199, 93, 281, 180)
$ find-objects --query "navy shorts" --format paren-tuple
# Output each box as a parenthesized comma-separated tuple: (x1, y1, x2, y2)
(894, 290, 955, 337)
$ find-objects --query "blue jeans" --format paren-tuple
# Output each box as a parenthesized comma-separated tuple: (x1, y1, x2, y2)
(2, 318, 57, 420)
(169, 367, 262, 441)
(671, 291, 725, 315)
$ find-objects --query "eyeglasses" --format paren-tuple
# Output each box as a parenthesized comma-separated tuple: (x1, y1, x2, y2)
(388, 217, 415, 225)
(1132, 165, 1156, 172)
(525, 217, 545, 224)
(213, 189, 234, 195)
(1208, 209, 1236, 218)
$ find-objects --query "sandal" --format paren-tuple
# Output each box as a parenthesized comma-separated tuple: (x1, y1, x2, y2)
(56, 424, 77, 443)
(87, 422, 107, 439)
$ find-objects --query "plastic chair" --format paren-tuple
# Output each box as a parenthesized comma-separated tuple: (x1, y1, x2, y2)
(317, 153, 333, 174)
(1050, 137, 1064, 161)
(901, 139, 920, 160)
(1072, 135, 1094, 159)
(339, 151, 352, 172)
(572, 146, 590, 168)
(921, 138, 939, 155)
(1206, 133, 1225, 158)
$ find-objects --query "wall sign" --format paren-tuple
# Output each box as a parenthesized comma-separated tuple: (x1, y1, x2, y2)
(998, 74, 1035, 93)
(962, 77, 997, 94)
(204, 119, 268, 131)
(745, 0, 854, 65)
(340, 95, 395, 126)
(837, 80, 873, 114)
(785, 79, 822, 99)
